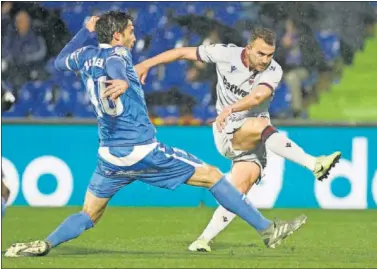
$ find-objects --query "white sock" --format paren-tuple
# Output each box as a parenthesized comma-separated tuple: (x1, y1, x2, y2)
(198, 205, 236, 242)
(265, 132, 316, 171)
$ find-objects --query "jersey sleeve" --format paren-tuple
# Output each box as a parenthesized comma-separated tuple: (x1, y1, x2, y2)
(257, 64, 283, 94)
(65, 47, 87, 71)
(105, 47, 130, 82)
(105, 57, 129, 82)
(196, 44, 233, 63)
(55, 27, 90, 72)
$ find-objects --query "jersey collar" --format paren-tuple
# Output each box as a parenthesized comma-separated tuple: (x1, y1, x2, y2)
(99, 43, 112, 48)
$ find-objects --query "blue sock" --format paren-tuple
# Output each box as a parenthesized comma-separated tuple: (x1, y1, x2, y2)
(1, 197, 5, 217)
(210, 176, 272, 231)
(46, 211, 94, 247)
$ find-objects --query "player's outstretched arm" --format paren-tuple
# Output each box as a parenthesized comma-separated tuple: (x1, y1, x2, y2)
(135, 47, 198, 84)
(54, 16, 99, 71)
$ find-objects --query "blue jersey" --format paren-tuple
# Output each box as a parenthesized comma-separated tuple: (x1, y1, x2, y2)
(55, 28, 205, 199)
(57, 30, 156, 146)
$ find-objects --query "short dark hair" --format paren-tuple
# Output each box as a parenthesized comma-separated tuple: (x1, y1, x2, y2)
(95, 11, 133, 44)
(249, 27, 276, 46)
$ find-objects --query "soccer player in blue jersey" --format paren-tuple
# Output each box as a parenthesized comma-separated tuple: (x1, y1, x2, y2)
(5, 12, 306, 257)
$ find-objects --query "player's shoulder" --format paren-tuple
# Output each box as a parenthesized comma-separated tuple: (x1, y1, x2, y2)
(203, 43, 242, 52)
(219, 43, 243, 52)
(73, 45, 97, 58)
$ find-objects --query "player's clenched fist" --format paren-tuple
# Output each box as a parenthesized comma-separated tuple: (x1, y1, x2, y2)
(85, 16, 100, 32)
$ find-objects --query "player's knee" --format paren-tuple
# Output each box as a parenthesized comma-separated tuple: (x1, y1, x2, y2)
(203, 165, 223, 188)
(243, 118, 269, 141)
(260, 124, 278, 144)
(82, 205, 105, 225)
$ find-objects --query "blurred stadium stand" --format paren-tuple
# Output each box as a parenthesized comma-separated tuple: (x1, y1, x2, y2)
(2, 1, 376, 124)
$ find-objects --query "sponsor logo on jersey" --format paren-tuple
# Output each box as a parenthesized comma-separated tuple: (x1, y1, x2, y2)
(222, 76, 248, 97)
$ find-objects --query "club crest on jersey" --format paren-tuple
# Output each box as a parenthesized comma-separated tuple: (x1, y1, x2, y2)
(114, 47, 128, 57)
(229, 65, 237, 73)
(249, 71, 258, 84)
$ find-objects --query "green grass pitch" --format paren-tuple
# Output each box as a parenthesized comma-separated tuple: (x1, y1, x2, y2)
(2, 207, 377, 268)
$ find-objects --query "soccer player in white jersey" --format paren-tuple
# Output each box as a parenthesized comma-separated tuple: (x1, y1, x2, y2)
(122, 28, 340, 251)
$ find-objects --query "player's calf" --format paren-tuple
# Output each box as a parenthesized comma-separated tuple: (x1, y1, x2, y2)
(187, 165, 272, 232)
(5, 191, 110, 257)
(231, 161, 261, 194)
(44, 191, 108, 249)
(189, 162, 263, 252)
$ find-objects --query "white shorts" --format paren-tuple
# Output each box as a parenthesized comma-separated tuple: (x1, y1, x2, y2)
(212, 113, 270, 180)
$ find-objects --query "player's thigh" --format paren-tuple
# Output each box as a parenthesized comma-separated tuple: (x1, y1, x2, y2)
(232, 117, 269, 151)
(186, 165, 223, 188)
(230, 161, 261, 194)
(137, 142, 222, 189)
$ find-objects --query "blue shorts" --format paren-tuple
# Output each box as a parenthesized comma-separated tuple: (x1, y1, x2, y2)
(88, 141, 204, 198)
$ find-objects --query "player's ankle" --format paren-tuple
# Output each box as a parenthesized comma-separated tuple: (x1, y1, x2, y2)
(198, 236, 210, 243)
(45, 240, 53, 249)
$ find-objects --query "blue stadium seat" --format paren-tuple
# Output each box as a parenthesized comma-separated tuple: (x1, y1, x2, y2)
(214, 5, 241, 26)
(193, 105, 217, 122)
(61, 5, 90, 34)
(188, 33, 202, 46)
(181, 81, 212, 105)
(142, 66, 160, 91)
(31, 80, 61, 117)
(174, 3, 206, 17)
(39, 2, 72, 10)
(72, 91, 96, 118)
(150, 80, 169, 93)
(163, 61, 187, 85)
(153, 105, 180, 119)
(54, 81, 82, 116)
(164, 25, 184, 48)
(122, 1, 150, 9)
(32, 104, 58, 118)
(316, 31, 341, 63)
(269, 82, 292, 118)
(3, 103, 29, 117)
(134, 4, 164, 35)
(16, 80, 54, 116)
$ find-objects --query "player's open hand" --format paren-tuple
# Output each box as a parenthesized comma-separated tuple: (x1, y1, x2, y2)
(103, 79, 129, 101)
(134, 63, 150, 85)
(216, 107, 232, 132)
(85, 16, 99, 32)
